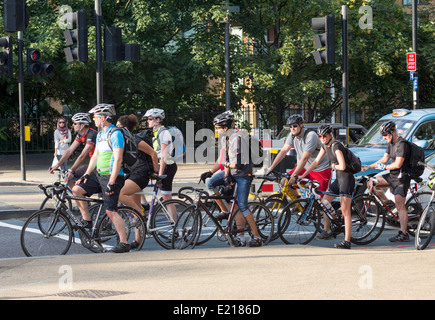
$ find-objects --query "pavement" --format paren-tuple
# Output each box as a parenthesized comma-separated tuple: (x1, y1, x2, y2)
(2, 153, 435, 301)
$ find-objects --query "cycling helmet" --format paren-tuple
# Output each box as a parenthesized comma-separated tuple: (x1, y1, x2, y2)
(71, 113, 91, 125)
(145, 108, 165, 120)
(379, 120, 396, 135)
(88, 103, 116, 116)
(317, 124, 333, 136)
(286, 114, 304, 125)
(213, 110, 235, 127)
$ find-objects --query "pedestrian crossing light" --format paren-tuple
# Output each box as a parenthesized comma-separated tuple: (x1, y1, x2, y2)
(312, 14, 335, 65)
(0, 36, 13, 76)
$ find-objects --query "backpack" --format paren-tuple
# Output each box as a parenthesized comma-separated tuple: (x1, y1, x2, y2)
(404, 140, 425, 179)
(332, 141, 362, 174)
(107, 127, 139, 174)
(249, 135, 264, 167)
(155, 126, 186, 162)
(136, 129, 155, 173)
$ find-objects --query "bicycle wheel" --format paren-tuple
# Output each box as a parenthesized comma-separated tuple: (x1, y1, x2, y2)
(406, 191, 433, 237)
(195, 200, 222, 246)
(150, 199, 188, 249)
(227, 202, 274, 246)
(278, 198, 320, 245)
(415, 201, 435, 250)
(172, 205, 201, 249)
(349, 194, 385, 245)
(264, 197, 289, 241)
(96, 206, 146, 252)
(21, 209, 73, 257)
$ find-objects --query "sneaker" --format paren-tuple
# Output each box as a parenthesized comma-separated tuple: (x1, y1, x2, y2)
(232, 236, 246, 247)
(334, 240, 351, 249)
(315, 230, 334, 240)
(388, 231, 410, 242)
(141, 203, 150, 212)
(248, 237, 263, 247)
(130, 240, 141, 250)
(111, 242, 131, 253)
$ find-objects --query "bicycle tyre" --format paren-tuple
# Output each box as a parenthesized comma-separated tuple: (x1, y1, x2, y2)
(349, 194, 385, 245)
(21, 209, 73, 257)
(263, 197, 289, 241)
(278, 198, 320, 245)
(172, 205, 202, 249)
(96, 206, 146, 252)
(150, 199, 188, 249)
(415, 201, 435, 250)
(195, 201, 222, 246)
(406, 191, 433, 237)
(227, 202, 274, 246)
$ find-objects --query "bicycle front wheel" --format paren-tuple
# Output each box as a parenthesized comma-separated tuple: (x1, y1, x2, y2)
(150, 199, 188, 249)
(406, 191, 433, 237)
(415, 201, 435, 250)
(21, 209, 73, 257)
(172, 205, 201, 249)
(96, 206, 146, 252)
(278, 198, 320, 245)
(350, 194, 385, 245)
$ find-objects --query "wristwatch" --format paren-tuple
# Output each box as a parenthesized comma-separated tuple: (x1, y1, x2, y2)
(68, 169, 75, 174)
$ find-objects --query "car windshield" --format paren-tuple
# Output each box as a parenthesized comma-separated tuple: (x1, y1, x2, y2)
(357, 119, 416, 147)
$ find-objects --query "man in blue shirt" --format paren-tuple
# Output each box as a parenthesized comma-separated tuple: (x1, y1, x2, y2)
(74, 103, 130, 253)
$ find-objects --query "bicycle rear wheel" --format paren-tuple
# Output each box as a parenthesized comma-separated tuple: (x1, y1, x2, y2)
(278, 198, 320, 245)
(349, 194, 385, 245)
(150, 199, 188, 249)
(415, 201, 435, 250)
(406, 191, 432, 237)
(96, 206, 146, 252)
(172, 206, 201, 249)
(21, 209, 73, 257)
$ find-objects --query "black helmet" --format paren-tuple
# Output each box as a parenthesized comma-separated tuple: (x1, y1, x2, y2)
(317, 124, 333, 136)
(286, 114, 304, 125)
(213, 111, 234, 127)
(379, 121, 396, 135)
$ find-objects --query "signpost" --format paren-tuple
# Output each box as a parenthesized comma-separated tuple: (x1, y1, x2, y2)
(407, 52, 417, 72)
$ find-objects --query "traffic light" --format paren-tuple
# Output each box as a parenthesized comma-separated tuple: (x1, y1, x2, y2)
(4, 0, 29, 32)
(0, 36, 13, 76)
(312, 14, 335, 65)
(62, 10, 88, 62)
(104, 26, 141, 62)
(27, 49, 54, 76)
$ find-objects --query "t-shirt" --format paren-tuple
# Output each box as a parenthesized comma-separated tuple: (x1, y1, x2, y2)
(285, 129, 330, 172)
(74, 128, 97, 158)
(153, 126, 174, 165)
(386, 136, 410, 178)
(96, 124, 125, 176)
(225, 130, 252, 177)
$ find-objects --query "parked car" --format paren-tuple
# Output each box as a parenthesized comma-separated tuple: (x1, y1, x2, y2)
(351, 108, 435, 178)
(276, 123, 367, 147)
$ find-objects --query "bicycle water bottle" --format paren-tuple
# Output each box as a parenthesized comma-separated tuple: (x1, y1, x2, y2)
(322, 199, 336, 216)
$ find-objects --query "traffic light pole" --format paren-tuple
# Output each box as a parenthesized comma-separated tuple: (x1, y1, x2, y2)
(95, 0, 103, 104)
(17, 30, 26, 180)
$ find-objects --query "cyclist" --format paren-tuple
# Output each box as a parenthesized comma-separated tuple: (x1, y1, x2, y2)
(49, 113, 98, 188)
(301, 124, 353, 249)
(116, 114, 159, 216)
(204, 111, 263, 247)
(365, 120, 411, 242)
(266, 114, 332, 201)
(74, 103, 130, 253)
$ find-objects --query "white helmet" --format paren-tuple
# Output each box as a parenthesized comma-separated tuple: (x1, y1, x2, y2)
(145, 108, 165, 120)
(88, 103, 116, 116)
(71, 113, 91, 125)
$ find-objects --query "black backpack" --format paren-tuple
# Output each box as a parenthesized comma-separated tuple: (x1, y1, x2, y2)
(404, 140, 425, 179)
(332, 141, 362, 174)
(107, 127, 139, 174)
(136, 129, 155, 173)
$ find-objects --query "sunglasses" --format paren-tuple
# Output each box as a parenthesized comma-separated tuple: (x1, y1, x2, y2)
(59, 121, 65, 124)
(318, 135, 329, 138)
(289, 124, 299, 128)
(382, 133, 389, 137)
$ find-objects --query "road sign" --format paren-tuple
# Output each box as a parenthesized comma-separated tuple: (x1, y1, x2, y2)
(407, 52, 417, 72)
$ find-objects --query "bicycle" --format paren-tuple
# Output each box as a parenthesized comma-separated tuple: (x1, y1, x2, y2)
(136, 175, 189, 250)
(39, 169, 73, 210)
(277, 178, 385, 246)
(415, 161, 435, 250)
(171, 184, 274, 249)
(21, 182, 146, 257)
(362, 174, 431, 237)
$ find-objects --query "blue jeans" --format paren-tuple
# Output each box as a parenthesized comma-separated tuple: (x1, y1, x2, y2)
(206, 170, 252, 217)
